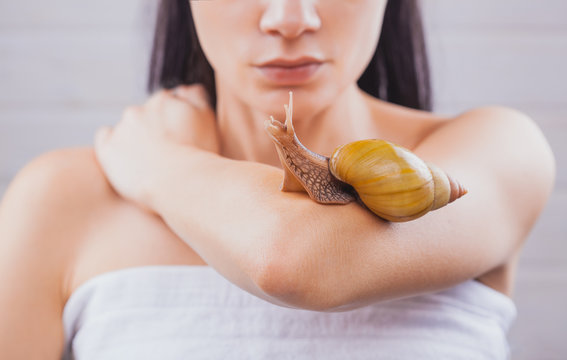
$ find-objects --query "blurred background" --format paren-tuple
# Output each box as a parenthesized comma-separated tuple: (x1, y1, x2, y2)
(0, 1, 565, 358)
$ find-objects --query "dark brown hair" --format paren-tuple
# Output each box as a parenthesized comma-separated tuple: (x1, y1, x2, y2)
(149, 0, 432, 111)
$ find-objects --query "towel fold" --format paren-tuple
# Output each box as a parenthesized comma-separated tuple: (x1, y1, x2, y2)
(62, 265, 516, 360)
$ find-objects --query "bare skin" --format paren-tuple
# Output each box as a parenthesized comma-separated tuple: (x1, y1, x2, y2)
(8, 96, 517, 301)
(70, 93, 468, 298)
(0, 90, 551, 358)
(69, 93, 518, 298)
(70, 91, 523, 297)
(0, 2, 554, 358)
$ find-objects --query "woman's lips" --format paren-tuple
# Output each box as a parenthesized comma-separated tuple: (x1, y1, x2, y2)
(254, 62, 323, 85)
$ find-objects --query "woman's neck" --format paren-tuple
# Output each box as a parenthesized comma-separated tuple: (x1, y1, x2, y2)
(215, 82, 376, 169)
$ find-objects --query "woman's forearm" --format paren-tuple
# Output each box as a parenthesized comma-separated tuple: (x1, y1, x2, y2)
(147, 142, 383, 309)
(98, 94, 542, 313)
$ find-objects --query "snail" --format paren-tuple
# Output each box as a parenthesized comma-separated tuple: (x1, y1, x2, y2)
(264, 91, 468, 222)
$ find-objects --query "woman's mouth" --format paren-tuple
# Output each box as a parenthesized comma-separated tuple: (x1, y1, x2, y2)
(254, 62, 323, 85)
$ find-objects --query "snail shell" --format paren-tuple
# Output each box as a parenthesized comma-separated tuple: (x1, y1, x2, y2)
(329, 139, 467, 222)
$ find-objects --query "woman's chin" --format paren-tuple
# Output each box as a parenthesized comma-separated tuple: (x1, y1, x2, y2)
(252, 87, 326, 117)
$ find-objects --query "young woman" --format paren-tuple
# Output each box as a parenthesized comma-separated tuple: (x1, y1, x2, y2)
(0, 0, 555, 358)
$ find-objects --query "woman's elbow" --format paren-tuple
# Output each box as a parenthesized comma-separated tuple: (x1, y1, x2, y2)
(252, 198, 365, 311)
(255, 259, 333, 311)
(254, 236, 341, 312)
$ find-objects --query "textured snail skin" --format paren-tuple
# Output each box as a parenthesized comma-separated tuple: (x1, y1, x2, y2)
(264, 95, 356, 205)
(264, 92, 467, 222)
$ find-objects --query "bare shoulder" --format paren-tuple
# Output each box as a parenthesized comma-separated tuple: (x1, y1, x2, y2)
(374, 101, 555, 293)
(417, 106, 555, 293)
(428, 105, 556, 229)
(1, 146, 114, 246)
(0, 146, 118, 281)
(1, 146, 119, 253)
(3, 146, 117, 208)
(0, 146, 111, 358)
(364, 97, 557, 250)
(361, 93, 556, 234)
(0, 146, 139, 292)
(1, 146, 205, 304)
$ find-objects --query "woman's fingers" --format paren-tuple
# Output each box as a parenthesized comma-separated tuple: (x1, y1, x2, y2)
(171, 84, 212, 111)
(100, 83, 219, 154)
(146, 84, 212, 113)
(146, 89, 172, 110)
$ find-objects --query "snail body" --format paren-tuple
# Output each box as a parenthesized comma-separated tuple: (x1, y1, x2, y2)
(264, 92, 467, 222)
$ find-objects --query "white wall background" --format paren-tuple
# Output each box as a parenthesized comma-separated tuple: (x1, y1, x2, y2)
(0, 1, 565, 358)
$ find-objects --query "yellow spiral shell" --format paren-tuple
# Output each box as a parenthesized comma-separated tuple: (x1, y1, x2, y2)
(329, 139, 439, 222)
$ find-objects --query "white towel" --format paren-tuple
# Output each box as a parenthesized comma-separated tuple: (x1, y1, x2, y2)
(62, 265, 516, 360)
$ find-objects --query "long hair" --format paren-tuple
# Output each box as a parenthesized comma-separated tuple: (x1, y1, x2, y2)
(148, 0, 432, 111)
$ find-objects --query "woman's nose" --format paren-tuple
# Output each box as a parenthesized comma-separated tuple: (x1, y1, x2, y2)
(259, 0, 321, 39)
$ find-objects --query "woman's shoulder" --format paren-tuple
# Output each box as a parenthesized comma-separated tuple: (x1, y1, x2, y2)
(364, 94, 556, 199)
(2, 147, 119, 241)
(6, 146, 117, 205)
(424, 104, 555, 242)
(0, 146, 111, 333)
(442, 105, 556, 190)
(1, 146, 116, 271)
(359, 92, 552, 233)
(1, 146, 114, 237)
(3, 146, 201, 298)
(0, 148, 101, 360)
(414, 104, 555, 217)
(359, 92, 554, 235)
(12, 146, 207, 295)
(359, 100, 556, 294)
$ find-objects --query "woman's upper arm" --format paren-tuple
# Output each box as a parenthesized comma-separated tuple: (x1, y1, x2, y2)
(414, 106, 556, 240)
(0, 148, 100, 358)
(264, 106, 556, 312)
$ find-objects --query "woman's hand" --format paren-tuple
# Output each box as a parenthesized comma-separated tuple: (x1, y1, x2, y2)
(94, 84, 219, 212)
